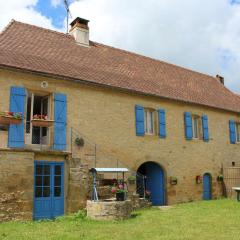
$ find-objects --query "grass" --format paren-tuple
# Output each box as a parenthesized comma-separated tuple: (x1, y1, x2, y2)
(0, 199, 240, 240)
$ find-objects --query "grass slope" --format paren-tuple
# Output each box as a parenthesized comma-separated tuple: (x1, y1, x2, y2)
(0, 199, 240, 240)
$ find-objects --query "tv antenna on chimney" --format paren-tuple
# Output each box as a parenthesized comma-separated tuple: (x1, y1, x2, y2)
(64, 0, 72, 33)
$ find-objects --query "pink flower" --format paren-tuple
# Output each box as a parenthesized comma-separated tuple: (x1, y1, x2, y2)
(111, 187, 117, 193)
(118, 184, 124, 189)
(145, 190, 151, 196)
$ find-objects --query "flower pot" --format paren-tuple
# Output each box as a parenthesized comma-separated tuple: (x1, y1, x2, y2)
(75, 137, 85, 147)
(217, 175, 224, 182)
(0, 115, 22, 125)
(116, 192, 125, 201)
(170, 176, 178, 185)
(128, 179, 136, 185)
(31, 119, 54, 127)
(196, 175, 202, 184)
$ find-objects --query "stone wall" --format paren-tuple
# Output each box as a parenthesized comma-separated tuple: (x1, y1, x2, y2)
(0, 192, 28, 222)
(129, 193, 151, 210)
(0, 151, 34, 222)
(67, 158, 90, 213)
(87, 200, 132, 220)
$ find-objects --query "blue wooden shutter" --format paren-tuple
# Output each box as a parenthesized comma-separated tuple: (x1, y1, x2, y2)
(158, 109, 166, 138)
(229, 120, 236, 144)
(184, 112, 193, 140)
(8, 86, 26, 148)
(53, 93, 67, 150)
(202, 115, 209, 142)
(135, 105, 145, 136)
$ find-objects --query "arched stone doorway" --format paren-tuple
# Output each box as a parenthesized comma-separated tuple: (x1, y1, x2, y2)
(137, 161, 166, 206)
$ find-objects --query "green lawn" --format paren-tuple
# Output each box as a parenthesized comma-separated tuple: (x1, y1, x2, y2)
(0, 199, 240, 240)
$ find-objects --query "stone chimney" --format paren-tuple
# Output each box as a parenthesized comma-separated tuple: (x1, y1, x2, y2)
(69, 17, 89, 47)
(216, 75, 224, 85)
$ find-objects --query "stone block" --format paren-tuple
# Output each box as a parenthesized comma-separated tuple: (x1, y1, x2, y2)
(87, 200, 132, 220)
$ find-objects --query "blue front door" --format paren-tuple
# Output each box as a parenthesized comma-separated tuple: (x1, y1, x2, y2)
(34, 161, 64, 220)
(203, 173, 212, 200)
(146, 162, 165, 206)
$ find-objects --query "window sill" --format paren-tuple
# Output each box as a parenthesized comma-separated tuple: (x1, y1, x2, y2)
(145, 133, 155, 136)
(192, 138, 202, 141)
(25, 144, 51, 151)
(186, 138, 206, 142)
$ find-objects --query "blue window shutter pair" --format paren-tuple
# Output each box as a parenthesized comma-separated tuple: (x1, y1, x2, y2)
(229, 120, 236, 144)
(158, 109, 166, 138)
(53, 93, 67, 151)
(8, 87, 26, 148)
(184, 112, 209, 141)
(135, 105, 166, 138)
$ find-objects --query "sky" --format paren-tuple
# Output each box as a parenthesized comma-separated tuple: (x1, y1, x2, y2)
(0, 0, 239, 94)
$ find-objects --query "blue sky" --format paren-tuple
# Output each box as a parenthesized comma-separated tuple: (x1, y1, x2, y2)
(34, 0, 66, 28)
(0, 0, 239, 93)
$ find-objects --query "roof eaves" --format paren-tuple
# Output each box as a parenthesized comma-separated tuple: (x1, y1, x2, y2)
(1, 64, 239, 114)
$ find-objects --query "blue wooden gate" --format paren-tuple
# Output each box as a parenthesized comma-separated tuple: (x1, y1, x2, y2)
(34, 161, 64, 220)
(203, 173, 212, 200)
(146, 162, 165, 206)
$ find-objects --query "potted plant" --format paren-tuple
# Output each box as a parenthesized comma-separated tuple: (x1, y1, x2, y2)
(145, 190, 151, 201)
(170, 176, 178, 185)
(0, 111, 23, 125)
(111, 183, 126, 201)
(75, 137, 84, 147)
(196, 175, 202, 184)
(31, 114, 54, 127)
(116, 188, 126, 201)
(128, 175, 136, 184)
(217, 174, 224, 182)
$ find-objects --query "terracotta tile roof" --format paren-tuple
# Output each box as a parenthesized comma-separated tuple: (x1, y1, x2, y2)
(0, 20, 240, 113)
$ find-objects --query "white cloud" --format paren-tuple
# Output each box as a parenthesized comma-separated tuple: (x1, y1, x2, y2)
(68, 0, 240, 93)
(51, 0, 62, 8)
(0, 0, 56, 31)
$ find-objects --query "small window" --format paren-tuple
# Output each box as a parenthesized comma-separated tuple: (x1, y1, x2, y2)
(192, 115, 202, 139)
(144, 109, 155, 135)
(236, 123, 240, 142)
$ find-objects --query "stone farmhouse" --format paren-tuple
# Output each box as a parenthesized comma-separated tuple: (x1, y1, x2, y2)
(0, 17, 240, 221)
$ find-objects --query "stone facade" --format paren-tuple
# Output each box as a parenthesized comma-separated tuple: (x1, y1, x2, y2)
(0, 68, 240, 221)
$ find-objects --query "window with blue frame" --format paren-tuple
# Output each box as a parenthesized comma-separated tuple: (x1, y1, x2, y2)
(135, 105, 166, 138)
(184, 112, 209, 142)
